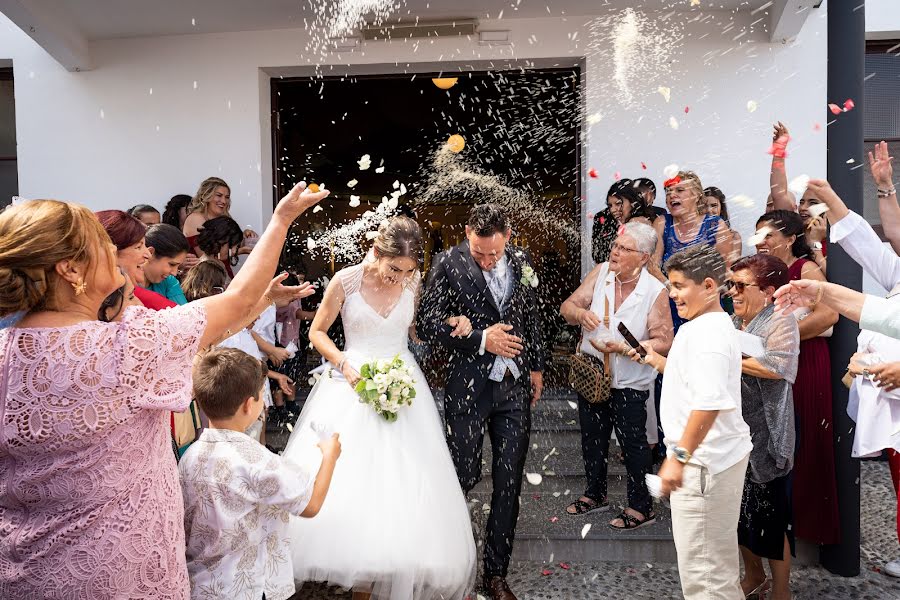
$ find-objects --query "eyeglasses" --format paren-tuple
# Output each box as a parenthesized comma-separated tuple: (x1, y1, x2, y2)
(611, 242, 642, 255)
(724, 280, 759, 294)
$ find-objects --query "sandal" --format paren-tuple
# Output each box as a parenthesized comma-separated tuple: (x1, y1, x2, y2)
(608, 508, 657, 530)
(565, 496, 610, 516)
(744, 577, 771, 599)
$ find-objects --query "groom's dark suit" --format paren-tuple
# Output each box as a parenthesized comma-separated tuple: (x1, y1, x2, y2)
(417, 240, 544, 578)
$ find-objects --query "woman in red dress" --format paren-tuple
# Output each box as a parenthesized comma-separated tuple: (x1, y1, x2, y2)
(754, 210, 841, 545)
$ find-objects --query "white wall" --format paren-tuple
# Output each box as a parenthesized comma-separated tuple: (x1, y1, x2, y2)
(866, 0, 900, 39)
(0, 8, 828, 258)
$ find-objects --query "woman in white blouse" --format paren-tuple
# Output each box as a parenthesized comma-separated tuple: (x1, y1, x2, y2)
(560, 222, 673, 529)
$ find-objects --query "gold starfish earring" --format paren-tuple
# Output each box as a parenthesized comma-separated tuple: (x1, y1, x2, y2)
(71, 278, 87, 296)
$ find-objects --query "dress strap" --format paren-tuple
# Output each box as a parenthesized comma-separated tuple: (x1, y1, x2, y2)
(336, 263, 365, 296)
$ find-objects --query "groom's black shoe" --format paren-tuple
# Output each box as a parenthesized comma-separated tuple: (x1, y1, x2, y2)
(483, 576, 517, 600)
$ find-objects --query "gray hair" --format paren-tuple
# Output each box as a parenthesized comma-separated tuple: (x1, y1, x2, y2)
(619, 222, 658, 255)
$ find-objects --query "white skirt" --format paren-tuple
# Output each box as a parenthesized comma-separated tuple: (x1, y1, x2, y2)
(283, 354, 476, 600)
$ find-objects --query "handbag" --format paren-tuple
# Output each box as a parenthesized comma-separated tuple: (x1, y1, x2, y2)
(568, 290, 612, 404)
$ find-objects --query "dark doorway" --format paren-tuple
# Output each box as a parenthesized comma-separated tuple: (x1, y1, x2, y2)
(271, 67, 582, 386)
(0, 67, 17, 209)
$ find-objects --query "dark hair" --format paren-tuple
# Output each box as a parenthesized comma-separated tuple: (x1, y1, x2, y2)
(192, 347, 269, 419)
(145, 223, 190, 259)
(730, 254, 790, 292)
(95, 210, 146, 251)
(127, 204, 159, 219)
(614, 185, 656, 223)
(606, 178, 634, 199)
(633, 178, 657, 200)
(703, 186, 731, 227)
(162, 194, 192, 228)
(467, 203, 509, 237)
(99, 284, 125, 322)
(664, 244, 726, 286)
(181, 260, 228, 302)
(756, 210, 811, 259)
(374, 216, 423, 262)
(197, 216, 243, 264)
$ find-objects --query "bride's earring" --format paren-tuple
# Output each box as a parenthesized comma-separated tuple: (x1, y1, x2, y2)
(72, 278, 87, 296)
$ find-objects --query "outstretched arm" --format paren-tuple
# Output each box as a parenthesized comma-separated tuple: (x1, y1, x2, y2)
(416, 252, 482, 353)
(769, 121, 797, 212)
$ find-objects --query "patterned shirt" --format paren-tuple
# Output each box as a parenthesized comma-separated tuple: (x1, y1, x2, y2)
(179, 428, 315, 600)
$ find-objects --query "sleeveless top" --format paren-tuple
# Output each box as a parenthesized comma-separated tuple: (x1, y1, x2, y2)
(662, 213, 722, 264)
(335, 262, 421, 362)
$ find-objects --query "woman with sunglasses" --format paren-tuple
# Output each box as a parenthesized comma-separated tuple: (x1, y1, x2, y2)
(754, 209, 840, 548)
(560, 222, 673, 529)
(728, 254, 799, 600)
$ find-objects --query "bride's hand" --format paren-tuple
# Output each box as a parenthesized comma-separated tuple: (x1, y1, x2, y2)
(446, 315, 473, 337)
(342, 363, 362, 387)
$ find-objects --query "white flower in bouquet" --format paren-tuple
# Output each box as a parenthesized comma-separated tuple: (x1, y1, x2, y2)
(354, 355, 417, 422)
(520, 264, 539, 288)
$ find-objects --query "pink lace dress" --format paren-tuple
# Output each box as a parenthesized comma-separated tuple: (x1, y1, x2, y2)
(0, 303, 207, 599)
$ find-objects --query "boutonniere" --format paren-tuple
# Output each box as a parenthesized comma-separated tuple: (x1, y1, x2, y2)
(520, 264, 539, 288)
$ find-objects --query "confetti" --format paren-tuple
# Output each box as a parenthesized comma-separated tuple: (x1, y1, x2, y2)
(358, 154, 372, 170)
(285, 422, 293, 432)
(730, 194, 755, 209)
(663, 164, 679, 179)
(813, 122, 822, 132)
(788, 174, 810, 196)
(541, 569, 553, 576)
(581, 523, 592, 538)
(559, 562, 571, 570)
(669, 116, 679, 130)
(843, 98, 855, 111)
(567, 400, 578, 410)
(347, 179, 358, 188)
(549, 516, 559, 523)
(392, 180, 400, 189)
(808, 203, 829, 218)
(588, 168, 599, 178)
(828, 103, 842, 115)
(613, 171, 621, 180)
(312, 205, 323, 213)
(586, 112, 603, 125)
(375, 166, 385, 173)
(641, 162, 647, 170)
(748, 226, 773, 247)
(846, 158, 856, 164)
(746, 100, 758, 113)
(349, 195, 361, 208)
(365, 231, 379, 240)
(526, 473, 543, 485)
(587, 212, 594, 219)
(690, 0, 700, 5)
(683, 106, 690, 114)
(306, 238, 317, 250)
(657, 86, 671, 103)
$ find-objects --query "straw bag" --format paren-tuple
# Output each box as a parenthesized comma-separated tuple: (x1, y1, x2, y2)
(568, 292, 612, 404)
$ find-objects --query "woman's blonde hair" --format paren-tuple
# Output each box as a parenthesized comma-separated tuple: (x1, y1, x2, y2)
(187, 177, 231, 217)
(670, 170, 705, 214)
(0, 200, 111, 316)
(181, 260, 229, 302)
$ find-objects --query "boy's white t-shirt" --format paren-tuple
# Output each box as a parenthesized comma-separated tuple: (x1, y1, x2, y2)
(660, 311, 752, 475)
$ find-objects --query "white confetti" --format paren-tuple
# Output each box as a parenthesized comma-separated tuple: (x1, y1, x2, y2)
(349, 195, 361, 208)
(748, 226, 772, 247)
(663, 164, 679, 179)
(365, 231, 379, 240)
(552, 492, 561, 498)
(392, 180, 400, 189)
(746, 100, 758, 113)
(657, 86, 671, 103)
(808, 203, 829, 218)
(358, 154, 371, 170)
(788, 174, 810, 197)
(581, 523, 592, 538)
(586, 112, 603, 125)
(375, 166, 385, 173)
(347, 179, 358, 188)
(846, 158, 856, 164)
(312, 205, 323, 213)
(399, 183, 407, 195)
(730, 194, 755, 209)
(567, 400, 577, 410)
(306, 238, 317, 250)
(99, 109, 105, 119)
(526, 473, 543, 486)
(388, 196, 399, 210)
(285, 422, 293, 432)
(668, 116, 679, 130)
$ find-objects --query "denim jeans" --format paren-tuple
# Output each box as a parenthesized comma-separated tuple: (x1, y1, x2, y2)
(577, 387, 652, 515)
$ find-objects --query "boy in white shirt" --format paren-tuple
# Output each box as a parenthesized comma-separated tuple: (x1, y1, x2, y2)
(633, 244, 752, 600)
(180, 348, 341, 600)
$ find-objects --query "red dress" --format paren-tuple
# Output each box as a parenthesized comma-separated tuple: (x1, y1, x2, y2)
(789, 258, 840, 544)
(134, 286, 177, 310)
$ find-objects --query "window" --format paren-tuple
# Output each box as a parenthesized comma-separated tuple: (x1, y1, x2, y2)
(863, 41, 900, 225)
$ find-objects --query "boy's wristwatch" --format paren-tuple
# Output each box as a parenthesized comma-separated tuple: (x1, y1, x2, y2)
(672, 446, 692, 464)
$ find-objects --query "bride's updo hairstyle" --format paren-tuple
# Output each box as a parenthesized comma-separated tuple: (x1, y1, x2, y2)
(0, 200, 111, 316)
(373, 216, 424, 264)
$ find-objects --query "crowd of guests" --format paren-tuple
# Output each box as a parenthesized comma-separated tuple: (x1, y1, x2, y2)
(1, 120, 899, 600)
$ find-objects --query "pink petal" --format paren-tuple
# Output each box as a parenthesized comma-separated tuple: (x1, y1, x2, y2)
(588, 168, 598, 178)
(559, 562, 571, 570)
(541, 569, 553, 576)
(828, 103, 842, 115)
(684, 106, 690, 114)
(843, 98, 855, 111)
(641, 162, 647, 170)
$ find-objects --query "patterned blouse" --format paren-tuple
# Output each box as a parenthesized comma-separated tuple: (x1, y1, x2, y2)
(179, 428, 314, 600)
(0, 303, 207, 599)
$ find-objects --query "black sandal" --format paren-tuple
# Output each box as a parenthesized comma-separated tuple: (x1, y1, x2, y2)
(609, 508, 657, 530)
(565, 496, 610, 516)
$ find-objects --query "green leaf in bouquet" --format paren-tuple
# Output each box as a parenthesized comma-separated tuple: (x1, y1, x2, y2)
(365, 380, 378, 391)
(407, 388, 417, 400)
(360, 363, 372, 379)
(354, 380, 367, 395)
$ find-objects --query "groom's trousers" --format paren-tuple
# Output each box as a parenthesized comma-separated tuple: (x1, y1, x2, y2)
(446, 374, 531, 578)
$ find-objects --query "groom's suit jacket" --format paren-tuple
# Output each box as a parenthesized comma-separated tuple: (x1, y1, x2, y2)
(417, 241, 545, 414)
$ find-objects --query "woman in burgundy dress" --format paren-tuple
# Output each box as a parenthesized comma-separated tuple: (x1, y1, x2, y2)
(754, 210, 841, 545)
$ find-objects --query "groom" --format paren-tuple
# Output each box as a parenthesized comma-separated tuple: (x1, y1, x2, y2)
(417, 203, 544, 600)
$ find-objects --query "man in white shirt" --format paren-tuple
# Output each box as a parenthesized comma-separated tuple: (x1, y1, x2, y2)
(635, 244, 752, 600)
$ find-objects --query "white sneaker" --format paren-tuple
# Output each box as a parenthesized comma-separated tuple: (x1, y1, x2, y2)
(885, 559, 900, 578)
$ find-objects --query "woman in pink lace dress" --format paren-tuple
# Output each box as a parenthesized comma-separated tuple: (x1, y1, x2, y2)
(0, 183, 327, 599)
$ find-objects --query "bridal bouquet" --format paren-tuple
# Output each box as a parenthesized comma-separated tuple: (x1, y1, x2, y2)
(354, 356, 417, 422)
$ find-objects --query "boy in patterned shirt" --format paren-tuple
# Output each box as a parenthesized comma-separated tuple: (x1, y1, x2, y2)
(180, 347, 340, 600)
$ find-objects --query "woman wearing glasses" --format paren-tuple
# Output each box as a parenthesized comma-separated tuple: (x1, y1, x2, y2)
(753, 209, 840, 548)
(560, 222, 673, 529)
(728, 254, 799, 600)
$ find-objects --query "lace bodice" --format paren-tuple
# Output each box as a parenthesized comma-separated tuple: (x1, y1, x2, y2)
(336, 263, 419, 360)
(0, 303, 207, 599)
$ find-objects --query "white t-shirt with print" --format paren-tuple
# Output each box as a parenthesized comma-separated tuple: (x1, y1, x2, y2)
(660, 311, 752, 474)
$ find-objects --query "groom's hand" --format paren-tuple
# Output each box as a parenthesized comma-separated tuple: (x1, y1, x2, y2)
(485, 324, 523, 358)
(446, 315, 473, 338)
(530, 371, 544, 407)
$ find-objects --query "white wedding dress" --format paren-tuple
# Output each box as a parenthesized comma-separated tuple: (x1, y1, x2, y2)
(283, 263, 476, 599)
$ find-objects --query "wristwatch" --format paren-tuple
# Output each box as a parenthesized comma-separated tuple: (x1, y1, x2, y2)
(672, 446, 692, 464)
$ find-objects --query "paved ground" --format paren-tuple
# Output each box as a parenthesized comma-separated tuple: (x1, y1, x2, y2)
(293, 460, 900, 599)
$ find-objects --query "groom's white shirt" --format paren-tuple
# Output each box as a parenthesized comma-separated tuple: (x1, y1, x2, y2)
(478, 254, 509, 355)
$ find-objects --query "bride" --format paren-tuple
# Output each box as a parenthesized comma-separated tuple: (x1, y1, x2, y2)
(283, 216, 476, 599)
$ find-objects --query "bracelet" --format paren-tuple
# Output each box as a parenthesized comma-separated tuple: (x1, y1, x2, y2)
(337, 357, 347, 372)
(877, 186, 896, 198)
(811, 284, 825, 309)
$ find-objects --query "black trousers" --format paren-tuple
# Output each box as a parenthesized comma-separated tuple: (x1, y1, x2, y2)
(577, 387, 652, 516)
(446, 376, 531, 578)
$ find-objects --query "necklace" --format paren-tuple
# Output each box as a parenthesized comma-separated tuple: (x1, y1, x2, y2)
(615, 272, 640, 285)
(674, 216, 700, 240)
